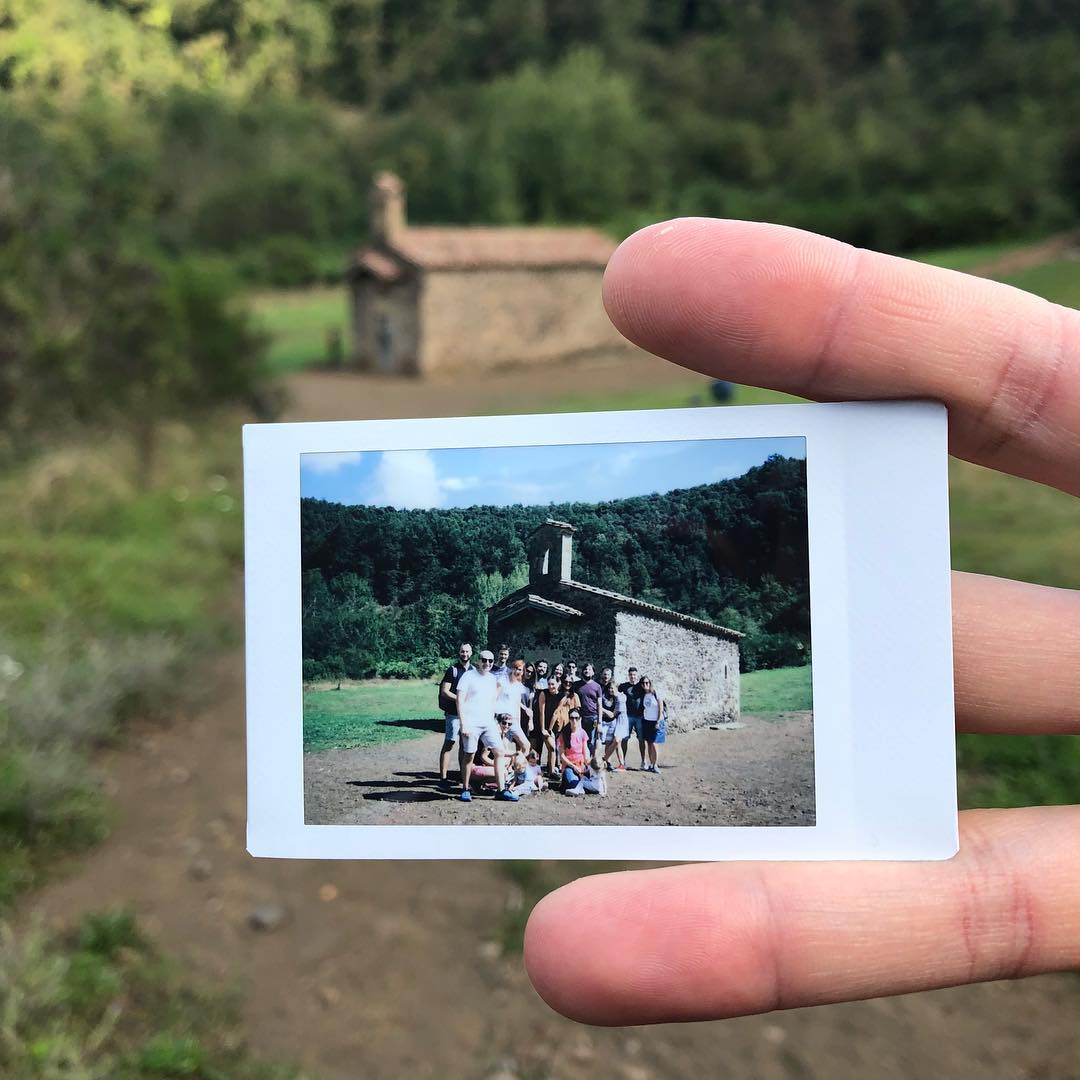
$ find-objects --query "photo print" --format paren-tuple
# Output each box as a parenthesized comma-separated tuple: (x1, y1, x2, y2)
(300, 436, 814, 829)
(244, 403, 957, 860)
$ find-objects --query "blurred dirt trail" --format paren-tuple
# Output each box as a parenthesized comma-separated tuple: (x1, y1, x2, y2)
(22, 361, 1080, 1079)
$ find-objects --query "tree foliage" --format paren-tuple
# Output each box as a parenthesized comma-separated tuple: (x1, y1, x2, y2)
(0, 99, 268, 475)
(301, 455, 810, 678)
(3, 0, 1079, 276)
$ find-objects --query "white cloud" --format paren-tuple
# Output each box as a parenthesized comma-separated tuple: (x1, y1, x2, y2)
(303, 451, 364, 475)
(372, 450, 445, 509)
(492, 479, 563, 505)
(609, 449, 641, 476)
(441, 475, 481, 492)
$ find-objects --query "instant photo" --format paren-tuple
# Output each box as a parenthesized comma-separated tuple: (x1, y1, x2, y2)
(245, 403, 957, 860)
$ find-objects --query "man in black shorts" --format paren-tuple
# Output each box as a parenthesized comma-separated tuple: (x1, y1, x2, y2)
(438, 643, 473, 786)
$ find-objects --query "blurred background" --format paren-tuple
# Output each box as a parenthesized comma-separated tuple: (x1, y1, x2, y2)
(2, 2, 1079, 1077)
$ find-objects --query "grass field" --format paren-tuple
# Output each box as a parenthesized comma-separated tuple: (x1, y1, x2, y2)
(740, 664, 813, 714)
(999, 259, 1080, 308)
(912, 237, 1039, 271)
(249, 287, 349, 375)
(304, 679, 438, 752)
(304, 668, 811, 752)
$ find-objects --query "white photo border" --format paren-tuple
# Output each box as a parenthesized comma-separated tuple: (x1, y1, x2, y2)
(244, 401, 957, 861)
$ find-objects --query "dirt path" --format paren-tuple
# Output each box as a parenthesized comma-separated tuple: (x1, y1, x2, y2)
(21, 361, 1080, 1079)
(304, 715, 815, 827)
(284, 343, 708, 421)
(965, 228, 1080, 280)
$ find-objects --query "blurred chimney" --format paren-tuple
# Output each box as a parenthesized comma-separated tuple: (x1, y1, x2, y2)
(370, 171, 405, 246)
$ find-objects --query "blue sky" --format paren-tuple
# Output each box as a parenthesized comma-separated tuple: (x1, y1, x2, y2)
(300, 437, 804, 509)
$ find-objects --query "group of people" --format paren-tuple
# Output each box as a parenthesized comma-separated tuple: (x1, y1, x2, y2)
(437, 642, 667, 803)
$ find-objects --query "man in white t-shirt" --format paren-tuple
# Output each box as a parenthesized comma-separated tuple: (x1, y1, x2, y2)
(457, 650, 518, 802)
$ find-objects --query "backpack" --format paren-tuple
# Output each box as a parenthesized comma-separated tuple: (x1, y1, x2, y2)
(438, 665, 460, 713)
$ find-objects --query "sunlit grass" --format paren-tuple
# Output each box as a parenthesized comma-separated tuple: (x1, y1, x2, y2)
(304, 679, 438, 752)
(740, 664, 813, 715)
(249, 287, 349, 374)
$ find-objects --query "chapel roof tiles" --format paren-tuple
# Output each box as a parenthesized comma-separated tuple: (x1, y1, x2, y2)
(489, 579, 742, 641)
(349, 226, 616, 279)
(561, 580, 743, 640)
(491, 593, 584, 621)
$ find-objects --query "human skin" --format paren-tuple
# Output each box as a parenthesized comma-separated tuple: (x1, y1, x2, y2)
(523, 217, 1080, 1026)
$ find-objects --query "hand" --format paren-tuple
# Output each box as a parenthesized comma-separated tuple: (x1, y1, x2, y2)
(524, 218, 1080, 1024)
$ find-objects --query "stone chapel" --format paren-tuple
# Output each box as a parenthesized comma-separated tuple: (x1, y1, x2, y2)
(346, 172, 623, 376)
(487, 520, 742, 730)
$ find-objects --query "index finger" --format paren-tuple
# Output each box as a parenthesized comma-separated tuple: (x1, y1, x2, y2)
(525, 806, 1080, 1025)
(603, 219, 1080, 495)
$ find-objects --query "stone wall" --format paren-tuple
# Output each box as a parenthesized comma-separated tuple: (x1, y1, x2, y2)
(487, 605, 616, 672)
(418, 266, 625, 374)
(612, 611, 740, 730)
(350, 278, 421, 374)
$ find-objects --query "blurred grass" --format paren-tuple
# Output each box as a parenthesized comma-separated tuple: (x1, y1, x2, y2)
(949, 458, 1080, 589)
(0, 909, 303, 1079)
(249, 288, 349, 375)
(999, 259, 1080, 307)
(551, 379, 804, 413)
(303, 679, 437, 752)
(950, 458, 1080, 808)
(912, 238, 1038, 271)
(0, 422, 244, 903)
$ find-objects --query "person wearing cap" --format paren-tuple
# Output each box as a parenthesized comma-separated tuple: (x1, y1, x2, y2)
(456, 650, 518, 802)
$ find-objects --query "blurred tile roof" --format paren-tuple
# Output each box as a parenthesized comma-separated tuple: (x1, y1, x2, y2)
(350, 226, 616, 279)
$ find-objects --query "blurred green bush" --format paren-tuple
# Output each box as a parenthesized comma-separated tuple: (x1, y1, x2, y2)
(0, 426, 244, 901)
(0, 911, 301, 1078)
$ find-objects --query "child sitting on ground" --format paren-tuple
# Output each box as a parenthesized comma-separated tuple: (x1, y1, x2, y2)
(509, 750, 546, 797)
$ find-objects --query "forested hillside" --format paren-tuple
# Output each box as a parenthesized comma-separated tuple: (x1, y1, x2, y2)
(6, 2, 1079, 450)
(302, 454, 808, 678)
(4, 1, 1080, 282)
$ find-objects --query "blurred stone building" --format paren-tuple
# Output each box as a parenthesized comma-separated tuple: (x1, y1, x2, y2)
(488, 520, 742, 729)
(346, 172, 621, 376)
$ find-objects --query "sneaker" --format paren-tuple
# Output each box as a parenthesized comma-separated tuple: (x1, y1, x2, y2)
(616, 764, 626, 772)
(458, 789, 472, 802)
(639, 762, 647, 771)
(605, 762, 614, 772)
(495, 789, 520, 802)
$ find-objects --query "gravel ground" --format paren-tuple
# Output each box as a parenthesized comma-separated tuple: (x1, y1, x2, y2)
(304, 713, 816, 827)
